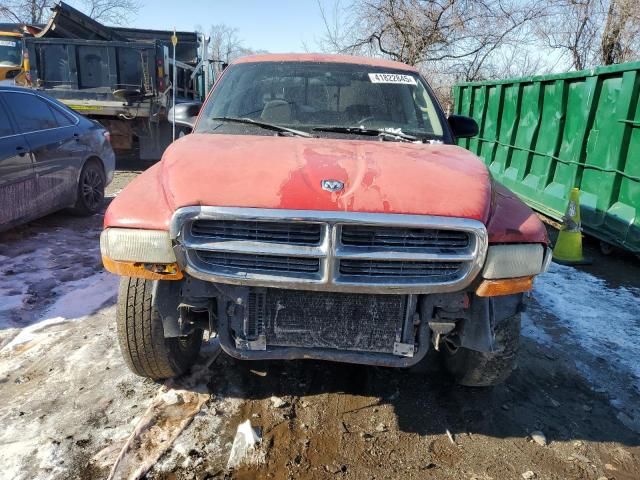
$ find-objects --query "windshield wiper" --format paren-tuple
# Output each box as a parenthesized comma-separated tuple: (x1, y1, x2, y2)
(211, 116, 310, 137)
(312, 126, 445, 143)
(312, 126, 421, 142)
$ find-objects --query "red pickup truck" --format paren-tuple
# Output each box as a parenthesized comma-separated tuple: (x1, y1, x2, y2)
(100, 54, 550, 385)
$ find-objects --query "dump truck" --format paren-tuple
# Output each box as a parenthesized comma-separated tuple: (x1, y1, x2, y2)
(0, 24, 26, 82)
(21, 2, 212, 160)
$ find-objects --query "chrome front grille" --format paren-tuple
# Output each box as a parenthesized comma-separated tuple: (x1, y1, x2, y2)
(341, 225, 470, 250)
(196, 251, 320, 275)
(339, 259, 462, 280)
(192, 219, 322, 245)
(171, 207, 488, 294)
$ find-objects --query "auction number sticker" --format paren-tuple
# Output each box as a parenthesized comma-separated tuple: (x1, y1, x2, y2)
(0, 41, 17, 47)
(368, 73, 417, 85)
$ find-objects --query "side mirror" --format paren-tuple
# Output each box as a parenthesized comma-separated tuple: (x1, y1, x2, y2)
(168, 102, 202, 129)
(448, 115, 479, 139)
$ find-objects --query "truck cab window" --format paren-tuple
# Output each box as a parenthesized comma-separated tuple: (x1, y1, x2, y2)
(0, 37, 21, 66)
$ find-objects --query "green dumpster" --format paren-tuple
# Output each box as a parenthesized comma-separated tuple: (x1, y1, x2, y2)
(453, 62, 640, 254)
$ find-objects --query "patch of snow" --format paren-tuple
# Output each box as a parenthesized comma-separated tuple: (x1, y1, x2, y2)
(529, 262, 640, 432)
(0, 294, 25, 315)
(0, 193, 171, 480)
(45, 272, 117, 320)
(1, 272, 117, 352)
(2, 316, 69, 351)
(0, 304, 157, 480)
(153, 397, 242, 475)
(533, 263, 640, 386)
(0, 222, 105, 327)
(521, 309, 553, 346)
(227, 419, 262, 469)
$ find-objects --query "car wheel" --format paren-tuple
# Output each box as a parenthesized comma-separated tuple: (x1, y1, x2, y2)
(116, 277, 203, 380)
(72, 159, 105, 215)
(442, 313, 521, 387)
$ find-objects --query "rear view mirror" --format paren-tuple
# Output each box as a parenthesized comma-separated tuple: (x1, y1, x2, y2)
(168, 102, 202, 129)
(448, 115, 479, 138)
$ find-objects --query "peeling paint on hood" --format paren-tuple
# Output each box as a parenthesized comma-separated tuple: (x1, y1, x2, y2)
(160, 134, 492, 222)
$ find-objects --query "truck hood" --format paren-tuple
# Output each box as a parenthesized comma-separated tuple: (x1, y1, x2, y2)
(160, 134, 492, 222)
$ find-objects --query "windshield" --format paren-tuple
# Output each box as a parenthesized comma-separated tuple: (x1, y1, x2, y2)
(196, 61, 445, 140)
(0, 36, 21, 66)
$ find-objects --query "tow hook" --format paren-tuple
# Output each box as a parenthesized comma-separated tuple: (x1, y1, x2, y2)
(428, 321, 456, 351)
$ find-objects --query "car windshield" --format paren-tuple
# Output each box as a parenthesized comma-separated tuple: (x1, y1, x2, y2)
(0, 36, 21, 66)
(196, 61, 445, 140)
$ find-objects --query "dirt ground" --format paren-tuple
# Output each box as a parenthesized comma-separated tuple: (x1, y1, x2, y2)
(0, 165, 638, 480)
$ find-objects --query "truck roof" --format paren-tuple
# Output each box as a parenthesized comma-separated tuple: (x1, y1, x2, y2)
(232, 53, 418, 72)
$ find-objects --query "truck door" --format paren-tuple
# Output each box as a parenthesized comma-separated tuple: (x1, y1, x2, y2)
(0, 93, 36, 227)
(1, 90, 84, 213)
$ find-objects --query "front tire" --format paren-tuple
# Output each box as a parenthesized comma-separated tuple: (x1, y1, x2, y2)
(116, 277, 203, 380)
(442, 312, 521, 387)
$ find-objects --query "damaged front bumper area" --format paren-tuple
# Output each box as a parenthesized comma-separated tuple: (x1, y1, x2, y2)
(155, 207, 522, 367)
(156, 278, 431, 367)
(217, 286, 430, 368)
(153, 277, 525, 368)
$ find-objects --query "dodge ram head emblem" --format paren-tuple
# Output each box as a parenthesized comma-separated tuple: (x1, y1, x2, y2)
(321, 179, 344, 192)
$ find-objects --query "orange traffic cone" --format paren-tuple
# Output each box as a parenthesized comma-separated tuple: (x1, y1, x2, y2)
(553, 188, 590, 265)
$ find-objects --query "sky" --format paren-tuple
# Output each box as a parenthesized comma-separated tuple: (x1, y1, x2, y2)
(129, 0, 337, 53)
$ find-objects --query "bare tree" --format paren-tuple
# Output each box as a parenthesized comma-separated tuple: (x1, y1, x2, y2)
(0, 0, 141, 25)
(490, 46, 556, 79)
(535, 0, 600, 70)
(600, 0, 640, 65)
(535, 0, 640, 70)
(208, 23, 267, 73)
(0, 0, 50, 24)
(316, 0, 354, 53)
(208, 24, 245, 64)
(318, 0, 545, 69)
(316, 0, 547, 103)
(75, 0, 142, 25)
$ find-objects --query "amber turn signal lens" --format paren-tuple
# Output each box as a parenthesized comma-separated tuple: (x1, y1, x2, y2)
(102, 256, 183, 280)
(476, 276, 533, 297)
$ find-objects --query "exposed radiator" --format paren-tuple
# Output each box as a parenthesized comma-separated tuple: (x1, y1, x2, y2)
(241, 288, 409, 354)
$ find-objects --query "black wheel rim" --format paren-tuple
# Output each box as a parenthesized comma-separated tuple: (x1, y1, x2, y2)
(82, 167, 104, 211)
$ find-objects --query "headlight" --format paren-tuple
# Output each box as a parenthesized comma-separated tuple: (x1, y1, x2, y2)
(100, 228, 176, 263)
(482, 244, 545, 279)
